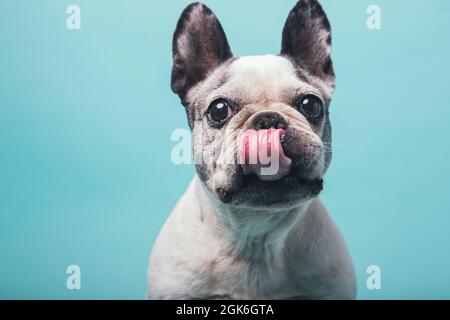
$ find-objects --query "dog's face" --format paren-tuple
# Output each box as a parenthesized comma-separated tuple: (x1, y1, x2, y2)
(171, 0, 335, 209)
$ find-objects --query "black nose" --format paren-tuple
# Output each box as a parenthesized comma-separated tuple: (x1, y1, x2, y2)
(252, 112, 288, 130)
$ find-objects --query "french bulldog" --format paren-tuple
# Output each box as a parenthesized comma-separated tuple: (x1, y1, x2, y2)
(147, 0, 356, 299)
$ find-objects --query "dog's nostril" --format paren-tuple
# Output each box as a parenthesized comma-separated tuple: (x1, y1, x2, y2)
(252, 112, 288, 130)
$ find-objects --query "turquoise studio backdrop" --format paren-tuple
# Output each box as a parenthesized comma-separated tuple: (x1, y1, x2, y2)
(1, 0, 450, 299)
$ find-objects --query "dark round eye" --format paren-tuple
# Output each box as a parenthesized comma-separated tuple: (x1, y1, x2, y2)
(207, 99, 232, 125)
(297, 95, 324, 121)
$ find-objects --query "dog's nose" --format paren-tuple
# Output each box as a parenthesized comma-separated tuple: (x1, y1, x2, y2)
(252, 111, 288, 130)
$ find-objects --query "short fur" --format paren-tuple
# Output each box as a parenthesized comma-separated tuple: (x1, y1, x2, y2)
(148, 0, 356, 299)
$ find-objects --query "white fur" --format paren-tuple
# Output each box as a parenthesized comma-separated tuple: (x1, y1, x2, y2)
(147, 175, 356, 299)
(147, 55, 356, 300)
(203, 55, 322, 108)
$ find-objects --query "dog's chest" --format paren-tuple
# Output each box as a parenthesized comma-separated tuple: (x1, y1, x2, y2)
(194, 248, 299, 299)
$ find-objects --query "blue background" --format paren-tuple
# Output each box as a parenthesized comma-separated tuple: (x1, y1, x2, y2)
(1, 0, 449, 299)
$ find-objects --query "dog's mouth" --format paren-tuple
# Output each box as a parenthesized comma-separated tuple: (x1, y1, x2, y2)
(240, 128, 293, 181)
(215, 128, 323, 206)
(240, 171, 323, 193)
(217, 169, 323, 207)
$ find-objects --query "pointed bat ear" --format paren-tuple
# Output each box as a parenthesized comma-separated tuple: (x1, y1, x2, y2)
(281, 0, 335, 90)
(171, 2, 233, 100)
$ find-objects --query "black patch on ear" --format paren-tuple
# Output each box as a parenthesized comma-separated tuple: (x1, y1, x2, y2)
(171, 2, 232, 100)
(280, 0, 335, 88)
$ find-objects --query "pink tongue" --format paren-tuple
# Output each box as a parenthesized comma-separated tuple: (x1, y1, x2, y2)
(240, 128, 292, 181)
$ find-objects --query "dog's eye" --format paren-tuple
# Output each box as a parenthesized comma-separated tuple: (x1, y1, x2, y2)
(207, 99, 232, 125)
(296, 95, 324, 121)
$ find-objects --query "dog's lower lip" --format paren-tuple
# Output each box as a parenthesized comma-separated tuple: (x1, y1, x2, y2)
(217, 174, 323, 206)
(238, 172, 322, 192)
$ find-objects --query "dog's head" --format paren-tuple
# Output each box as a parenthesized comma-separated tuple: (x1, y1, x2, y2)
(172, 0, 334, 209)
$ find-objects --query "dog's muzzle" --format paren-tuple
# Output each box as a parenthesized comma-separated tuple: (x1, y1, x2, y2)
(240, 128, 292, 181)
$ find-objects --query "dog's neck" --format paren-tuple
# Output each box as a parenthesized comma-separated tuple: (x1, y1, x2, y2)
(194, 176, 309, 262)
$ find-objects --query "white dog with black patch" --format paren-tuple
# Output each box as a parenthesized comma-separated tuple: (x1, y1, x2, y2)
(148, 0, 356, 299)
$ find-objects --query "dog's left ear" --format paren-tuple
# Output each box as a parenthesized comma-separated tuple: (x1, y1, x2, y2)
(281, 0, 335, 90)
(171, 3, 233, 101)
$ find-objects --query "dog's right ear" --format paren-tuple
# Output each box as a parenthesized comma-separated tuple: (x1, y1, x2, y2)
(171, 2, 232, 100)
